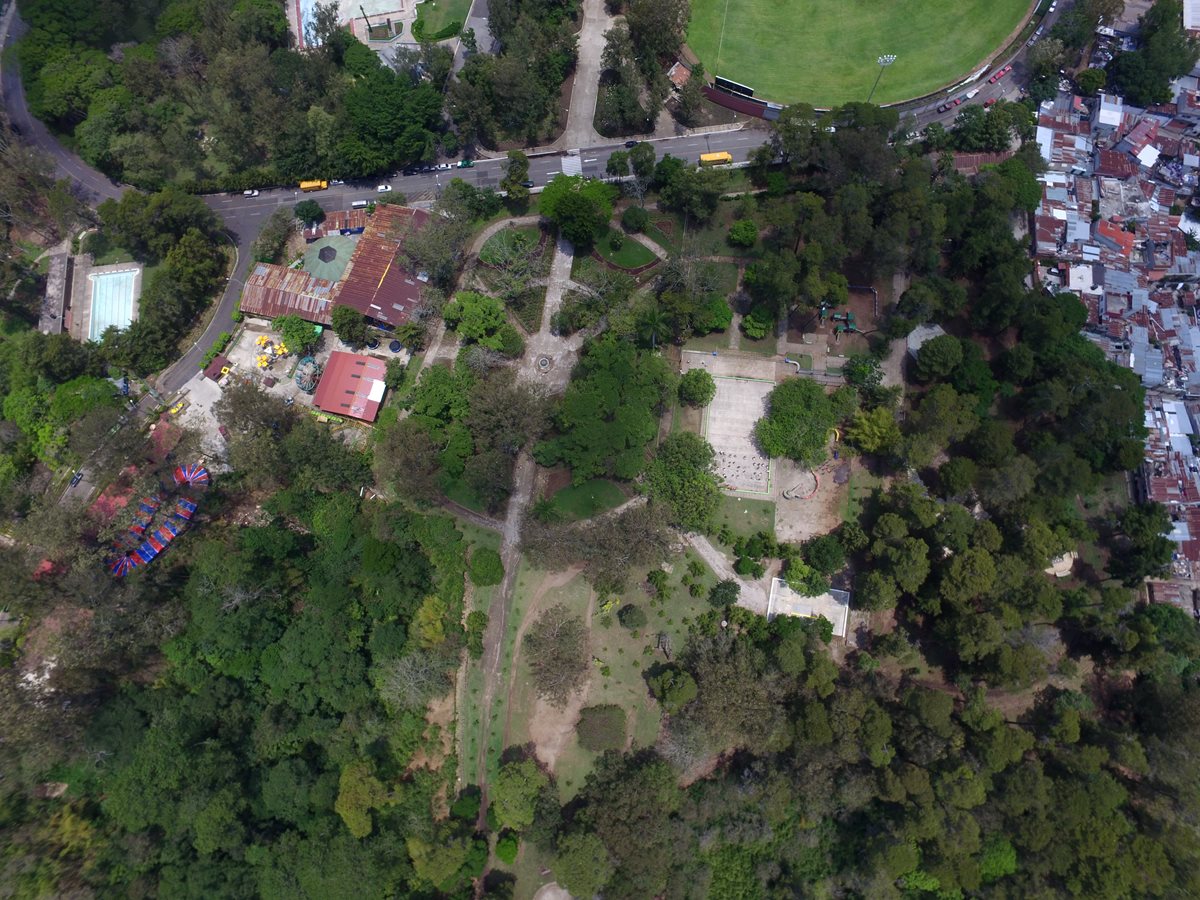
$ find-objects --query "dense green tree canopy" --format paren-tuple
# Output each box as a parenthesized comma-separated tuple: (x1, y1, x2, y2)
(755, 378, 856, 465)
(535, 336, 673, 481)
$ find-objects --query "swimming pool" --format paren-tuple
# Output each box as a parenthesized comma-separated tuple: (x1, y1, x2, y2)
(88, 269, 139, 341)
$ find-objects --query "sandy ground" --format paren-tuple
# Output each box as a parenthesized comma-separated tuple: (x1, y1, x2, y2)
(508, 568, 595, 772)
(774, 457, 850, 543)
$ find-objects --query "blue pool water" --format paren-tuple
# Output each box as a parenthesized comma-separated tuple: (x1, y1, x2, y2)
(88, 270, 138, 341)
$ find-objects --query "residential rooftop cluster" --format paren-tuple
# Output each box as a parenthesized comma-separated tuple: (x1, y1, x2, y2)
(1033, 64, 1200, 609)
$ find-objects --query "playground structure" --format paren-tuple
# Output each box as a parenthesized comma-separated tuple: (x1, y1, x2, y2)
(295, 357, 323, 393)
(107, 463, 210, 577)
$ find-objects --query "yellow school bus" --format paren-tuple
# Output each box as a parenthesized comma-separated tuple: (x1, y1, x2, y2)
(299, 179, 329, 192)
(699, 151, 733, 166)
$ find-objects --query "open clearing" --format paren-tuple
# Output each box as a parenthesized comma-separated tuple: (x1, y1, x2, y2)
(687, 0, 1029, 106)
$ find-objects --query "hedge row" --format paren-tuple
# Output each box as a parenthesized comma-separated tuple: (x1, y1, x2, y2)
(200, 331, 233, 369)
(177, 167, 278, 195)
(412, 18, 462, 42)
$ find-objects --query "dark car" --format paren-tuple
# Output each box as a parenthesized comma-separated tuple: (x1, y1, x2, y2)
(624, 140, 639, 148)
(520, 180, 535, 188)
(402, 167, 418, 176)
(937, 102, 952, 113)
(69, 471, 84, 488)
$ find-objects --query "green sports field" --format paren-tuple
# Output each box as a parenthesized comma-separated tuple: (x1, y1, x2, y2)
(687, 0, 1031, 106)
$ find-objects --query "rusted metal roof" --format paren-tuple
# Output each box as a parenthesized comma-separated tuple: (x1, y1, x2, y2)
(313, 351, 388, 422)
(238, 263, 337, 324)
(303, 209, 370, 240)
(336, 204, 431, 328)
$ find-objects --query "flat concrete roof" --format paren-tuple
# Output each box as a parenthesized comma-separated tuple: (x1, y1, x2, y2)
(768, 577, 850, 639)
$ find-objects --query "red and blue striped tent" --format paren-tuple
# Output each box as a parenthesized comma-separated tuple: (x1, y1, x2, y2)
(174, 498, 197, 520)
(109, 554, 135, 577)
(134, 543, 158, 564)
(173, 464, 210, 487)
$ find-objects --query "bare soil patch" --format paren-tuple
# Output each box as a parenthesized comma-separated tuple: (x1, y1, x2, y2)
(522, 575, 597, 772)
(774, 457, 849, 542)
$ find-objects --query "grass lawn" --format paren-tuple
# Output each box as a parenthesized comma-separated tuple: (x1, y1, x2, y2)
(479, 225, 543, 266)
(844, 465, 883, 524)
(503, 550, 718, 815)
(707, 260, 741, 296)
(594, 229, 657, 269)
(457, 521, 503, 787)
(508, 286, 546, 334)
(712, 494, 776, 542)
(414, 0, 471, 36)
(643, 219, 681, 255)
(442, 476, 487, 513)
(550, 478, 627, 520)
(92, 244, 137, 266)
(687, 0, 1029, 105)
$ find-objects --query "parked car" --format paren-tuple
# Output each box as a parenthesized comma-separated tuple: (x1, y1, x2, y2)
(520, 180, 535, 188)
(69, 471, 84, 488)
(402, 167, 418, 176)
(937, 102, 952, 113)
(988, 65, 1012, 83)
(330, 179, 345, 185)
(457, 159, 475, 168)
(624, 140, 640, 148)
(984, 97, 998, 108)
(243, 189, 259, 197)
(1049, 1, 1057, 10)
(218, 425, 231, 443)
(376, 184, 393, 193)
(435, 163, 453, 170)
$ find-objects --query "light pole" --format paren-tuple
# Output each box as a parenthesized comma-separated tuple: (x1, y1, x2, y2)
(867, 54, 897, 104)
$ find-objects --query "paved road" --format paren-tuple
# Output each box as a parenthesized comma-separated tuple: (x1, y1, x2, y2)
(556, 0, 613, 150)
(2, 0, 1064, 401)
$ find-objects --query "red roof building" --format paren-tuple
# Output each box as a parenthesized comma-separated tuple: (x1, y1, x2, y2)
(336, 204, 430, 329)
(312, 352, 388, 422)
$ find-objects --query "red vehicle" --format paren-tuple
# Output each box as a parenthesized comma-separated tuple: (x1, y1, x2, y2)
(988, 64, 1013, 84)
(984, 98, 998, 108)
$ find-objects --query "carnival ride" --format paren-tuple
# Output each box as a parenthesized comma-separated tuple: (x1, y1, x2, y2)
(295, 356, 323, 393)
(107, 463, 210, 577)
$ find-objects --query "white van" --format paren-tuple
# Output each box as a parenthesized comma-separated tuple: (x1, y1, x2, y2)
(351, 199, 370, 209)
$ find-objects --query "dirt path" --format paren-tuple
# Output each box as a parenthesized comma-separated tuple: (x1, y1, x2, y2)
(471, 236, 583, 817)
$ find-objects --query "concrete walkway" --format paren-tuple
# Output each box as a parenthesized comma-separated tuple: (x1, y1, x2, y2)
(555, 0, 614, 150)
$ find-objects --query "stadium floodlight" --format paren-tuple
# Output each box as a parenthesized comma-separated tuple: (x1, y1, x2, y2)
(867, 54, 898, 104)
